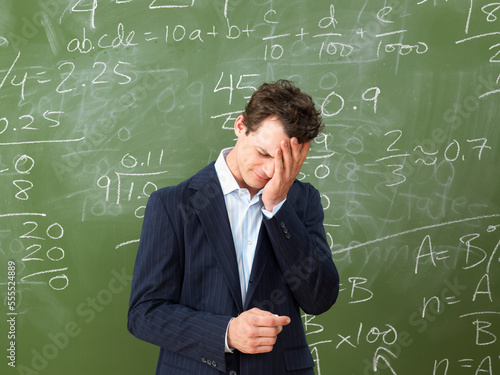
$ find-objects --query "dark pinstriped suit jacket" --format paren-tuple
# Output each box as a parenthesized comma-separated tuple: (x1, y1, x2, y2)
(128, 162, 339, 375)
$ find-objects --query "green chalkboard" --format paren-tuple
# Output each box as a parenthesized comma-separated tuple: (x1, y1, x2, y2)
(1, 1, 499, 374)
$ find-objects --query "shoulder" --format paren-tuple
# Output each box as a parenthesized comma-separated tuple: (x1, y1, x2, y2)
(150, 162, 218, 202)
(289, 179, 320, 202)
(286, 179, 322, 214)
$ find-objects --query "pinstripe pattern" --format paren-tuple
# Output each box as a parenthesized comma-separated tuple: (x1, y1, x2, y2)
(128, 162, 339, 375)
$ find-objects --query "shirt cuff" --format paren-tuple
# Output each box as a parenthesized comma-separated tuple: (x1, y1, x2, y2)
(225, 318, 234, 353)
(262, 198, 286, 218)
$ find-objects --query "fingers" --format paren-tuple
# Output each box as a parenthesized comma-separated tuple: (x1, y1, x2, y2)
(280, 139, 292, 172)
(274, 146, 284, 173)
(290, 138, 310, 165)
(273, 139, 294, 176)
(277, 138, 309, 175)
(227, 308, 290, 354)
(250, 309, 291, 328)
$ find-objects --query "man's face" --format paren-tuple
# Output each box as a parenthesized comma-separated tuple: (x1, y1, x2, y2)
(226, 115, 289, 196)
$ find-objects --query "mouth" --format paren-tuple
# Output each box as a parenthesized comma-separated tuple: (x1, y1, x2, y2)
(254, 171, 270, 183)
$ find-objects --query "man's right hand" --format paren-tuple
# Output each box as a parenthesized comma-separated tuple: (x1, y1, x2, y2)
(227, 308, 290, 354)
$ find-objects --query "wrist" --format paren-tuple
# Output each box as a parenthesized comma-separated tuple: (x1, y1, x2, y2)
(263, 195, 286, 212)
(262, 198, 286, 215)
(263, 201, 278, 212)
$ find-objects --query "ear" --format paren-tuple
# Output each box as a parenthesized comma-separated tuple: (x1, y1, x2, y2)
(234, 115, 247, 138)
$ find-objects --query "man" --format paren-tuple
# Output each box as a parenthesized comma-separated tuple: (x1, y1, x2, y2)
(128, 80, 339, 375)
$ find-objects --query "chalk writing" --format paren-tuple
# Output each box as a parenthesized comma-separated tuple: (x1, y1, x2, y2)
(457, 1, 500, 98)
(375, 130, 492, 187)
(303, 313, 332, 375)
(0, 1, 498, 374)
(1, 217, 70, 291)
(0, 53, 133, 100)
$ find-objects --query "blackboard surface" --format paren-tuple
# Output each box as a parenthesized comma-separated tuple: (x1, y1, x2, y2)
(1, 1, 499, 374)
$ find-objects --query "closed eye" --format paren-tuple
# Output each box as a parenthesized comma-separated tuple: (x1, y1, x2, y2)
(258, 150, 273, 158)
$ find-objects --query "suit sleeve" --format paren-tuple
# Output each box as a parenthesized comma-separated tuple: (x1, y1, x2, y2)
(263, 184, 339, 315)
(127, 190, 232, 372)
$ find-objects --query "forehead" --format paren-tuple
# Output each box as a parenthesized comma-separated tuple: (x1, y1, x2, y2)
(250, 116, 289, 149)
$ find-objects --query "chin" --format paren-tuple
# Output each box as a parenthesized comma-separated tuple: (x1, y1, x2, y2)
(245, 179, 266, 193)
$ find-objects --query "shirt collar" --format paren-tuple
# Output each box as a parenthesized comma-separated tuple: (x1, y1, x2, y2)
(214, 147, 263, 197)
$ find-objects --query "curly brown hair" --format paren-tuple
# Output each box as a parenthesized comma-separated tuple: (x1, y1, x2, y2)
(242, 80, 324, 143)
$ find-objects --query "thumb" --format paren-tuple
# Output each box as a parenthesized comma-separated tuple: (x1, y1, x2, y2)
(276, 315, 291, 326)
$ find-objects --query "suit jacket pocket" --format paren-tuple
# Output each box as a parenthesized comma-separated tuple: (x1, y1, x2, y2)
(283, 346, 315, 371)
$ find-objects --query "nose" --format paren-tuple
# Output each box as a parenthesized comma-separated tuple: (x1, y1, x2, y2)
(262, 158, 275, 178)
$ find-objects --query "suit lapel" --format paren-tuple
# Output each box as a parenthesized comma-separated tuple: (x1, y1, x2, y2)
(244, 222, 271, 310)
(244, 185, 298, 310)
(189, 163, 244, 312)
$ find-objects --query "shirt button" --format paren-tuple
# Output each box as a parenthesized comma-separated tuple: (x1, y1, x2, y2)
(247, 240, 252, 245)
